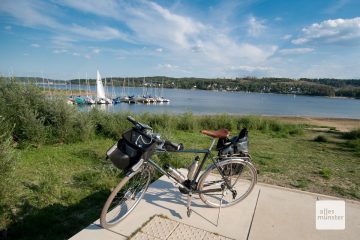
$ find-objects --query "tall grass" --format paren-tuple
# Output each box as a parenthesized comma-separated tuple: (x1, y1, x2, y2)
(342, 128, 360, 154)
(0, 118, 17, 230)
(0, 78, 94, 145)
(87, 111, 304, 140)
(0, 78, 304, 146)
(343, 128, 360, 140)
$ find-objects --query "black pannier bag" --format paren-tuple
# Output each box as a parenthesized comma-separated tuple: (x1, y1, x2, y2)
(106, 128, 155, 170)
(217, 128, 249, 176)
(217, 128, 249, 157)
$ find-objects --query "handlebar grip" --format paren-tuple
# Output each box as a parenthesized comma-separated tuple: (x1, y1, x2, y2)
(127, 116, 137, 125)
(164, 140, 184, 151)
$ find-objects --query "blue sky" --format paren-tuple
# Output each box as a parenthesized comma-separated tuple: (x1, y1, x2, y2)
(0, 0, 360, 79)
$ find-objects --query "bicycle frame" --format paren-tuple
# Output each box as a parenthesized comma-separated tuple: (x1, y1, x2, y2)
(146, 138, 233, 194)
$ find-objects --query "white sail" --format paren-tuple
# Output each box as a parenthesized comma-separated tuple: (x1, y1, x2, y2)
(96, 70, 106, 99)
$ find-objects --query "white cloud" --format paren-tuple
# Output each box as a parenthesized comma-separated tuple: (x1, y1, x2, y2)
(292, 17, 360, 45)
(31, 43, 40, 48)
(0, 0, 61, 29)
(72, 52, 80, 56)
(158, 63, 179, 69)
(278, 48, 314, 55)
(221, 64, 273, 77)
(53, 49, 67, 54)
(274, 17, 282, 21)
(247, 16, 266, 37)
(228, 65, 271, 72)
(0, 0, 129, 43)
(58, 1, 277, 66)
(1, 0, 280, 77)
(4, 25, 12, 30)
(93, 48, 101, 54)
(69, 25, 128, 41)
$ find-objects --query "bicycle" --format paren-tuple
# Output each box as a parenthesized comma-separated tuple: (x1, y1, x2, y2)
(100, 116, 257, 229)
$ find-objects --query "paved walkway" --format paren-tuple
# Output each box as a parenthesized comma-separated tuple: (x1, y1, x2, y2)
(70, 171, 360, 240)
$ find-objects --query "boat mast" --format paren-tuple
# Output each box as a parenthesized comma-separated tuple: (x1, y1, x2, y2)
(161, 77, 164, 97)
(47, 77, 52, 99)
(42, 72, 45, 92)
(111, 76, 115, 99)
(78, 73, 81, 96)
(86, 72, 89, 97)
(69, 79, 73, 96)
(121, 78, 125, 97)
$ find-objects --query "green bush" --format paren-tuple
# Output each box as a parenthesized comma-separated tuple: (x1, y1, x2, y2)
(235, 116, 303, 136)
(343, 128, 360, 140)
(0, 118, 17, 230)
(0, 78, 94, 145)
(198, 114, 235, 131)
(139, 112, 176, 132)
(89, 110, 131, 139)
(318, 167, 332, 179)
(314, 135, 328, 142)
(175, 112, 197, 131)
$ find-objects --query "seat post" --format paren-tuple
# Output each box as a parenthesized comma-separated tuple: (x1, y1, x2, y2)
(208, 138, 217, 151)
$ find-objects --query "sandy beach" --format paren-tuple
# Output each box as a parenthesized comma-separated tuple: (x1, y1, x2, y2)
(267, 116, 360, 132)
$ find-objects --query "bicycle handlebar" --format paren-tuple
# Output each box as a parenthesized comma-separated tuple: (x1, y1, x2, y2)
(164, 140, 184, 151)
(127, 116, 152, 131)
(127, 116, 184, 151)
(126, 116, 137, 126)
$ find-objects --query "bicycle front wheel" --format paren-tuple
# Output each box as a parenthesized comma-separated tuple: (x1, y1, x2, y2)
(100, 167, 151, 228)
(198, 158, 257, 208)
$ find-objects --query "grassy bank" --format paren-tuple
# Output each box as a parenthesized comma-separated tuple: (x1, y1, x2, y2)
(1, 79, 360, 239)
(3, 122, 360, 239)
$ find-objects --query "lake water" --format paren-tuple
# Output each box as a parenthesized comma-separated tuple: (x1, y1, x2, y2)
(50, 85, 360, 119)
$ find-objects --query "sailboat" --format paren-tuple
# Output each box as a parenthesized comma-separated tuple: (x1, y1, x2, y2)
(67, 80, 75, 104)
(96, 70, 113, 104)
(84, 73, 95, 104)
(119, 78, 130, 103)
(75, 76, 86, 104)
(157, 78, 170, 103)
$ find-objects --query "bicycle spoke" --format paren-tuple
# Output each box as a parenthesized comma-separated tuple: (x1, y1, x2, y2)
(101, 168, 151, 227)
(199, 159, 256, 208)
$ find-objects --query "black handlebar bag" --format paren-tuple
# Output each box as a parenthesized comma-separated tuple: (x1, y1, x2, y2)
(106, 128, 156, 170)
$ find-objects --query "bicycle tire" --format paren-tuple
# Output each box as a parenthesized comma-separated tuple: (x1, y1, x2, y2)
(198, 158, 257, 208)
(100, 167, 151, 228)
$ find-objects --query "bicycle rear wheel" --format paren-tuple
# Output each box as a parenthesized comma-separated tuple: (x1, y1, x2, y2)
(198, 158, 257, 208)
(100, 167, 151, 228)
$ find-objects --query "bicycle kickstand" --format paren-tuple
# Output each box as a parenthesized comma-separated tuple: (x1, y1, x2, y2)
(216, 190, 225, 226)
(187, 192, 193, 217)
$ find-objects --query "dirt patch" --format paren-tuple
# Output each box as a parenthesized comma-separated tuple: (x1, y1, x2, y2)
(265, 116, 360, 132)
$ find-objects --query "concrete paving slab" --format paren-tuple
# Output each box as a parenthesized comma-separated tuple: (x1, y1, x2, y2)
(102, 173, 258, 240)
(131, 232, 161, 240)
(131, 215, 236, 240)
(248, 184, 360, 240)
(71, 169, 360, 240)
(167, 222, 206, 240)
(69, 224, 127, 240)
(141, 216, 179, 239)
(203, 232, 234, 240)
